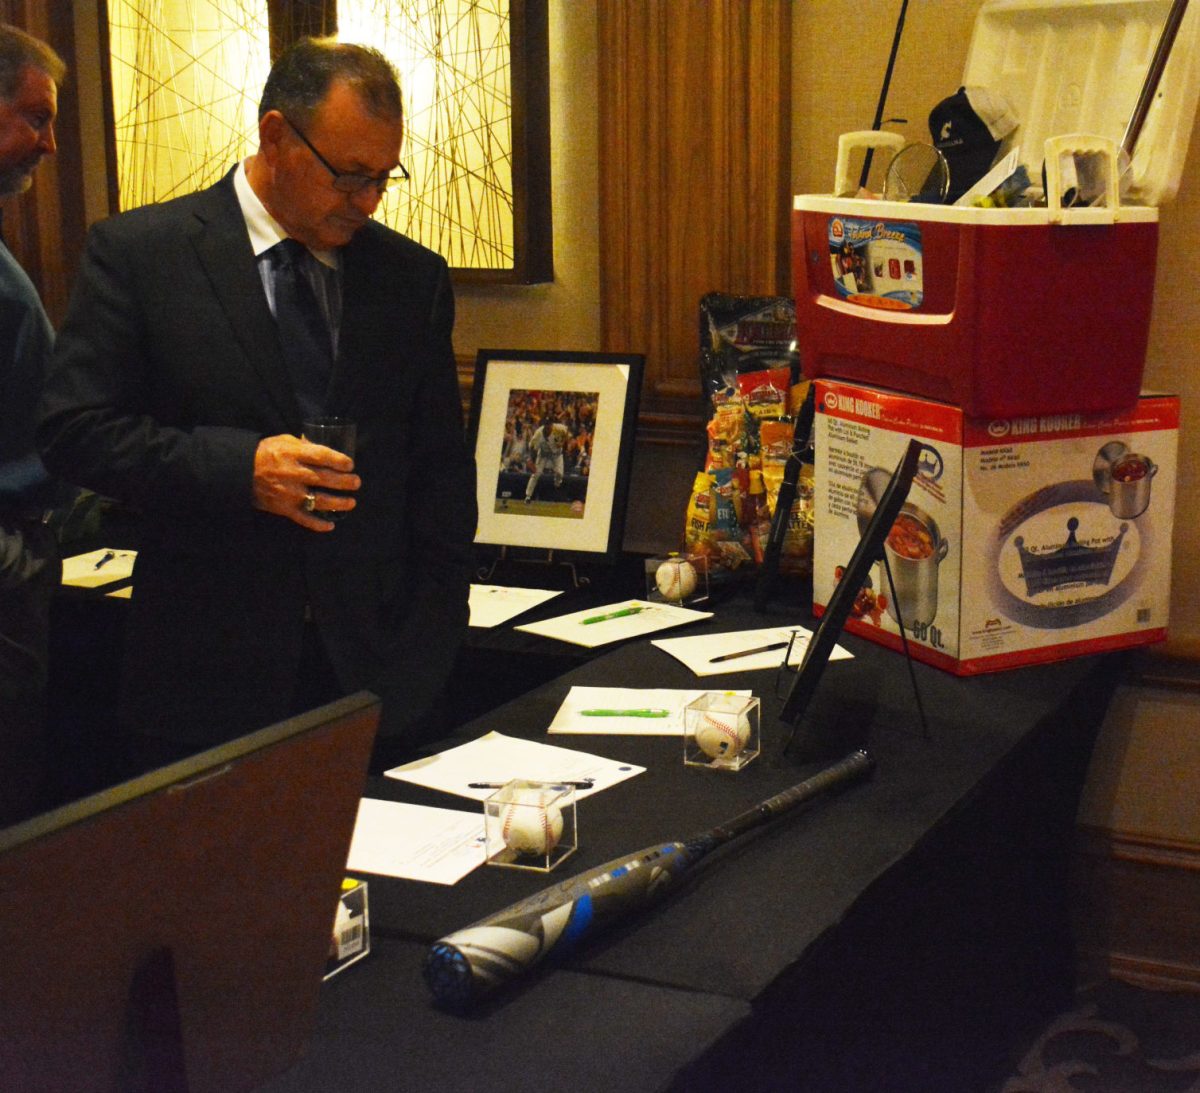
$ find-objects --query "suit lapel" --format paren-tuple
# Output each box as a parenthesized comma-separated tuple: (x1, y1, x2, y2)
(188, 173, 301, 428)
(329, 229, 392, 414)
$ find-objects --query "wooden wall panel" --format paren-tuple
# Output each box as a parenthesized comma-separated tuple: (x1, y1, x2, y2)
(1073, 826, 1200, 990)
(598, 0, 791, 435)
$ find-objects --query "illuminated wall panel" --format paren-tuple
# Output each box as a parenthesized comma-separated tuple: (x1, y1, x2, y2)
(107, 0, 271, 206)
(105, 0, 541, 277)
(340, 0, 514, 270)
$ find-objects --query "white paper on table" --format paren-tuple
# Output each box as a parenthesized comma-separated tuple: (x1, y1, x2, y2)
(345, 798, 486, 885)
(515, 598, 712, 648)
(106, 585, 133, 599)
(385, 731, 644, 801)
(469, 584, 563, 628)
(61, 548, 137, 588)
(547, 685, 753, 736)
(651, 625, 853, 676)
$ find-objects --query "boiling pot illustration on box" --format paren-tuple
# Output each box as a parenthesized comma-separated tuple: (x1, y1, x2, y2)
(984, 438, 1159, 631)
(1093, 441, 1157, 519)
(856, 467, 949, 629)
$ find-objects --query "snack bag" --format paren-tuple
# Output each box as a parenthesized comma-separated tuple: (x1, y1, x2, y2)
(759, 419, 793, 510)
(737, 367, 791, 423)
(708, 467, 752, 570)
(760, 420, 814, 576)
(676, 294, 804, 577)
(683, 468, 751, 572)
(705, 407, 746, 471)
(699, 293, 800, 405)
(747, 470, 773, 564)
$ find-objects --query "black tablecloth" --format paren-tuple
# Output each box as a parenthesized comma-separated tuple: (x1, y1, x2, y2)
(267, 596, 1120, 1092)
(261, 937, 751, 1093)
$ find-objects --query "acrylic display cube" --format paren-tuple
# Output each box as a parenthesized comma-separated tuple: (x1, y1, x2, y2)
(324, 877, 369, 980)
(645, 552, 710, 605)
(684, 692, 761, 771)
(484, 779, 578, 872)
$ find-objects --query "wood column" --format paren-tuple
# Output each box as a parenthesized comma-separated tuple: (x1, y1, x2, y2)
(598, 0, 792, 439)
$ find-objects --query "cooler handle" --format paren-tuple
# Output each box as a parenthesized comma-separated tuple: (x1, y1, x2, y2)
(1044, 134, 1121, 225)
(834, 130, 906, 198)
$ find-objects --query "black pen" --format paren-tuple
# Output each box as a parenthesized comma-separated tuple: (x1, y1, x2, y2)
(468, 779, 595, 790)
(709, 640, 789, 663)
(93, 551, 116, 570)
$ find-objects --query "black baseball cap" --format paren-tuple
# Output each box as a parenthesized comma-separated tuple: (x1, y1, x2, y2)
(929, 85, 1018, 202)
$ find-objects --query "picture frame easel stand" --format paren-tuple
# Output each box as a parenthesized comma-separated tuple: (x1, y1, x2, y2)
(476, 546, 589, 589)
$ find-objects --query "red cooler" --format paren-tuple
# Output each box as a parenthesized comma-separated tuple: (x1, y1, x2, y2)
(793, 0, 1200, 419)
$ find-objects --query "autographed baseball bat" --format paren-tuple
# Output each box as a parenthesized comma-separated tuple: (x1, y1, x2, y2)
(423, 749, 874, 1007)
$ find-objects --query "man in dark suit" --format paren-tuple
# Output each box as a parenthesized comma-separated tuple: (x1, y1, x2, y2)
(38, 38, 476, 771)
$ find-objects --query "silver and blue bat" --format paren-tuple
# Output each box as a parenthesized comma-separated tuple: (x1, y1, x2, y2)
(424, 749, 874, 1007)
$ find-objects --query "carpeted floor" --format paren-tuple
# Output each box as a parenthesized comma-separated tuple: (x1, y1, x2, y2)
(988, 978, 1200, 1092)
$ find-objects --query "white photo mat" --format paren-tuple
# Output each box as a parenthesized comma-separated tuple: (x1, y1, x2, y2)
(471, 354, 639, 555)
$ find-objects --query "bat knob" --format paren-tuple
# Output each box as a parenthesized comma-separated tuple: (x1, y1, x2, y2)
(423, 942, 476, 1008)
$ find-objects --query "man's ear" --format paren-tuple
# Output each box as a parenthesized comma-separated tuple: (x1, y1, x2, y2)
(258, 111, 288, 164)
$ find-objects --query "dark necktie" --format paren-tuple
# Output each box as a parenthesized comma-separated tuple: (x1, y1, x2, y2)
(270, 238, 333, 418)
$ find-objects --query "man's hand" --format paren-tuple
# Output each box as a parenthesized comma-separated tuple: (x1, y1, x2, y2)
(253, 434, 360, 530)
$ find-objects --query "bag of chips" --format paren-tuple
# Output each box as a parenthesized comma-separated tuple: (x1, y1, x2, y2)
(760, 419, 814, 577)
(679, 294, 812, 578)
(683, 468, 752, 571)
(699, 293, 800, 404)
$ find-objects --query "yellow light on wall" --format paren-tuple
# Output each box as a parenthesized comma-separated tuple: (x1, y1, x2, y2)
(107, 0, 271, 207)
(337, 0, 515, 269)
(106, 0, 535, 277)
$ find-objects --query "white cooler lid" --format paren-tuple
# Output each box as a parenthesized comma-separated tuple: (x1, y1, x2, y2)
(965, 0, 1200, 206)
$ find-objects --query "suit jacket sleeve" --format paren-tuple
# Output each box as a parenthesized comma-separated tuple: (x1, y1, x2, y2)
(36, 214, 261, 517)
(367, 255, 477, 734)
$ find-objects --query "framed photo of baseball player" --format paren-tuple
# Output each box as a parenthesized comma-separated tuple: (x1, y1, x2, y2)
(468, 350, 644, 561)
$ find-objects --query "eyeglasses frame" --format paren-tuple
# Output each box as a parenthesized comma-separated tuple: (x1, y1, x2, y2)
(283, 114, 409, 195)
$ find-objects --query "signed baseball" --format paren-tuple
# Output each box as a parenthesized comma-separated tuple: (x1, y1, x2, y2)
(695, 711, 752, 761)
(656, 557, 698, 602)
(500, 798, 564, 856)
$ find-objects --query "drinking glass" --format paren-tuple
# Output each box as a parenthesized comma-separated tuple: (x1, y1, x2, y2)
(302, 416, 357, 521)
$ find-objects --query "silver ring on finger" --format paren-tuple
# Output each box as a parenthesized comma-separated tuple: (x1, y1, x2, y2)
(303, 491, 317, 513)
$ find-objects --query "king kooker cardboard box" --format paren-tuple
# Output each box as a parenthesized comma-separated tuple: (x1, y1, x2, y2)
(813, 380, 1178, 675)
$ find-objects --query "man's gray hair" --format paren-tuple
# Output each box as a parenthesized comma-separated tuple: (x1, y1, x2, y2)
(0, 23, 66, 99)
(259, 37, 401, 127)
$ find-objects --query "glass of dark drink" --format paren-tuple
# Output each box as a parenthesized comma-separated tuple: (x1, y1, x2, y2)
(302, 416, 357, 521)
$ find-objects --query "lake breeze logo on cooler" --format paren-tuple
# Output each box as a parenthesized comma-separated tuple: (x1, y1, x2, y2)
(828, 218, 900, 246)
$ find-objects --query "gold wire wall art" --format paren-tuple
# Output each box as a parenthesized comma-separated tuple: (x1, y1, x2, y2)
(103, 0, 551, 281)
(106, 0, 272, 206)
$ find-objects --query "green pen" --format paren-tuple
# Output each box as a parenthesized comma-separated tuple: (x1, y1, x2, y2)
(580, 708, 670, 718)
(580, 605, 647, 625)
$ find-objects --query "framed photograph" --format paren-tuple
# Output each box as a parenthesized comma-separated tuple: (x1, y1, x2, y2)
(468, 350, 644, 561)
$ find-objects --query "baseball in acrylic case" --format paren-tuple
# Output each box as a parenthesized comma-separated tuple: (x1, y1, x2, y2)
(483, 779, 578, 873)
(645, 552, 710, 605)
(684, 693, 761, 771)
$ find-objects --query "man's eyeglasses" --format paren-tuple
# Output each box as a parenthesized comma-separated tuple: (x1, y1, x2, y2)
(284, 115, 409, 194)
